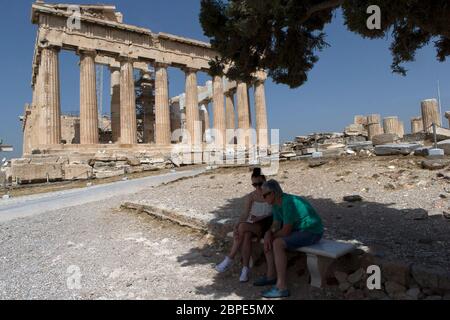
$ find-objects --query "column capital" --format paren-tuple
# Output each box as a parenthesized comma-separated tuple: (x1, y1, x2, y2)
(254, 70, 268, 83)
(183, 66, 199, 74)
(77, 48, 97, 57)
(154, 61, 170, 69)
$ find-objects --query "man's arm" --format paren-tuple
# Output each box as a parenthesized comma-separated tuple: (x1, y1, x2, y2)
(273, 224, 293, 239)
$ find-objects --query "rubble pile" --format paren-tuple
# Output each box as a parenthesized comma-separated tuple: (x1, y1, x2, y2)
(3, 152, 175, 185)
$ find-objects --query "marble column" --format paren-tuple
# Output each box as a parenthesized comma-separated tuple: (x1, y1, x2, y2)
(200, 103, 210, 143)
(154, 63, 171, 145)
(184, 68, 200, 145)
(225, 91, 236, 145)
(421, 99, 441, 133)
(110, 67, 121, 143)
(254, 75, 269, 150)
(367, 114, 383, 140)
(141, 71, 154, 144)
(411, 117, 424, 133)
(383, 117, 400, 135)
(40, 46, 62, 145)
(213, 75, 226, 146)
(236, 82, 250, 147)
(398, 121, 405, 139)
(119, 58, 137, 145)
(79, 49, 98, 145)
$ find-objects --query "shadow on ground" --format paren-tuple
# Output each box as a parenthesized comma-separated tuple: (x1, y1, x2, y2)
(176, 195, 448, 299)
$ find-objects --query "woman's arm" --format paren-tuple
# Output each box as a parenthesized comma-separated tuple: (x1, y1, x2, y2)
(237, 194, 253, 224)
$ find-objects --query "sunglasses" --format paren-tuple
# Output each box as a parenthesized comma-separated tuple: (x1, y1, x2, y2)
(263, 191, 273, 199)
(252, 182, 264, 188)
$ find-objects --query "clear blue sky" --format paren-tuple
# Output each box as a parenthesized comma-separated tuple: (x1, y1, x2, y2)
(1, 1, 449, 159)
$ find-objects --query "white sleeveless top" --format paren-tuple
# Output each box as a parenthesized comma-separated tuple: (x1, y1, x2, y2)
(249, 201, 272, 218)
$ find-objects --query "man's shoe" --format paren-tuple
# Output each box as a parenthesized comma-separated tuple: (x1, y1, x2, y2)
(261, 286, 290, 299)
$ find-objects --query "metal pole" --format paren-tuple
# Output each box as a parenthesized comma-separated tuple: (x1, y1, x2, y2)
(433, 123, 438, 149)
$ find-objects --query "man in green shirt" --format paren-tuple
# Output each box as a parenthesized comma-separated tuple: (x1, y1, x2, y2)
(254, 179, 324, 298)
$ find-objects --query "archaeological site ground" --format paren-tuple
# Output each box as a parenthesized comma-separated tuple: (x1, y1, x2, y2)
(0, 1, 449, 305)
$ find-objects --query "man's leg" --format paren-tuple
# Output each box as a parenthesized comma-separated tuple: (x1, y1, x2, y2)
(265, 247, 277, 280)
(273, 238, 288, 290)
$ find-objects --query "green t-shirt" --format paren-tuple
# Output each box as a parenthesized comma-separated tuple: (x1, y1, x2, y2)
(272, 193, 324, 234)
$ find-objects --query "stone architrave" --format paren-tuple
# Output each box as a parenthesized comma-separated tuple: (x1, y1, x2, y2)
(154, 63, 171, 145)
(79, 49, 99, 145)
(421, 99, 441, 133)
(119, 57, 137, 145)
(110, 67, 121, 142)
(40, 46, 62, 146)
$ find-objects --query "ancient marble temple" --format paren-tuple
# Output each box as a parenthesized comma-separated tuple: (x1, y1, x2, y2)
(22, 2, 269, 159)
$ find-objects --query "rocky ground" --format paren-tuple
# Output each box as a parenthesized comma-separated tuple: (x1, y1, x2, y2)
(129, 155, 450, 269)
(1, 155, 449, 300)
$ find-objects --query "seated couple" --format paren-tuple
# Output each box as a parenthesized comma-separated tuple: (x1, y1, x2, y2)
(215, 169, 324, 299)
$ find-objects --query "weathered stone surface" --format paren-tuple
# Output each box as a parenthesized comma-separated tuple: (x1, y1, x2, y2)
(126, 156, 141, 166)
(93, 161, 116, 169)
(348, 268, 365, 284)
(29, 155, 60, 164)
(11, 158, 31, 166)
(68, 153, 94, 164)
(345, 124, 367, 137)
(411, 265, 441, 289)
(334, 271, 348, 284)
(414, 147, 430, 157)
(343, 195, 363, 203)
(406, 288, 421, 300)
(375, 144, 421, 156)
(308, 159, 328, 168)
(372, 134, 400, 146)
(11, 163, 63, 183)
(94, 168, 125, 179)
(385, 281, 407, 297)
(346, 141, 373, 152)
(437, 139, 450, 155)
(421, 159, 449, 171)
(94, 153, 117, 162)
(0, 171, 6, 187)
(126, 166, 145, 174)
(382, 261, 412, 287)
(64, 164, 93, 180)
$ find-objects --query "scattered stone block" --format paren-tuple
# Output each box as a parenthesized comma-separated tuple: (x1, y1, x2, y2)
(421, 159, 449, 171)
(94, 168, 125, 179)
(437, 139, 450, 155)
(63, 164, 93, 180)
(11, 163, 63, 184)
(308, 159, 328, 168)
(343, 195, 363, 203)
(348, 268, 365, 284)
(375, 144, 421, 156)
(372, 134, 400, 146)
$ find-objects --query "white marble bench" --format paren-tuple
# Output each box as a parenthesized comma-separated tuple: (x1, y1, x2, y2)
(226, 233, 356, 288)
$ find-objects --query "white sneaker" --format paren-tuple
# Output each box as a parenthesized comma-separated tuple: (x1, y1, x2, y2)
(215, 257, 233, 273)
(239, 267, 250, 283)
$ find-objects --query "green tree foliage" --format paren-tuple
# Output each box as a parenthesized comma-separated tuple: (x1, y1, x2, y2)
(200, 0, 450, 88)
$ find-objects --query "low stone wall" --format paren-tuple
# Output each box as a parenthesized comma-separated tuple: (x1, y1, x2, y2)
(9, 152, 175, 185)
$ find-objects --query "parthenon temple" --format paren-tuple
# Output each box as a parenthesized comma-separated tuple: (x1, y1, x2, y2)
(22, 2, 269, 161)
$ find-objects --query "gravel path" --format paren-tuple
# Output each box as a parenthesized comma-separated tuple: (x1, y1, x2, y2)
(0, 168, 332, 300)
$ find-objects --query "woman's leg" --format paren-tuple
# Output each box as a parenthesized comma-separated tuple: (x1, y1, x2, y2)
(241, 232, 253, 268)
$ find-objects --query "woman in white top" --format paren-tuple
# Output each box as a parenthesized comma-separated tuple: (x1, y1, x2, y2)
(216, 168, 273, 282)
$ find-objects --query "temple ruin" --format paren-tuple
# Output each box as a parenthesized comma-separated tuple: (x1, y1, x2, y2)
(22, 2, 269, 157)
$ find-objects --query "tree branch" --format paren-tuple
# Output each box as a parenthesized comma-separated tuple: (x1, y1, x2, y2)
(299, 0, 345, 24)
